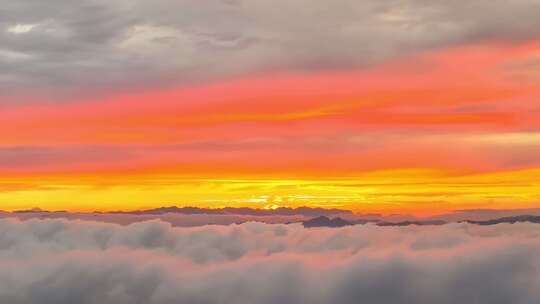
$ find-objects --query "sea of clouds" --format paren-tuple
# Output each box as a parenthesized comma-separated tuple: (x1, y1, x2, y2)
(1, 218, 540, 303)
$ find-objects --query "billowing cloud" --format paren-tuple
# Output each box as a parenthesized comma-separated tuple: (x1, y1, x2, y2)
(3, 0, 540, 99)
(1, 219, 540, 303)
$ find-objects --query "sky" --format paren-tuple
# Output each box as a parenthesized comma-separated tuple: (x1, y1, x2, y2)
(2, 0, 540, 214)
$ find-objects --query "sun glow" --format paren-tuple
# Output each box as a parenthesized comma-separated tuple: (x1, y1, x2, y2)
(263, 204, 281, 210)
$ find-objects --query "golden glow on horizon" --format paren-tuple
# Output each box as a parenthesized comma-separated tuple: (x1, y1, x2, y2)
(1, 167, 539, 215)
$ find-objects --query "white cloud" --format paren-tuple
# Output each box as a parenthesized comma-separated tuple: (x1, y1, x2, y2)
(6, 23, 36, 34)
(1, 219, 540, 303)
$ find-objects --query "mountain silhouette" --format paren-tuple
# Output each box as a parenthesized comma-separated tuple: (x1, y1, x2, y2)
(302, 216, 354, 228)
(465, 215, 540, 225)
(111, 206, 352, 217)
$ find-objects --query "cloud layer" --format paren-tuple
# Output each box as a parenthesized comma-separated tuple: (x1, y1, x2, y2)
(3, 0, 540, 98)
(1, 219, 540, 303)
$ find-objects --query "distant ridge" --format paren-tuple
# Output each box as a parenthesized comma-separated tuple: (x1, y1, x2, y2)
(13, 207, 48, 213)
(300, 215, 540, 228)
(465, 215, 540, 225)
(301, 217, 446, 228)
(302, 216, 354, 228)
(109, 206, 354, 217)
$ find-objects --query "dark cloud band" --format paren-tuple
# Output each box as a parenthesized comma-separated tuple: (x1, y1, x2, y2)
(2, 0, 540, 100)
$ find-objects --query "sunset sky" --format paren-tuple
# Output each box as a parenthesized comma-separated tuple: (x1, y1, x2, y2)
(2, 0, 540, 214)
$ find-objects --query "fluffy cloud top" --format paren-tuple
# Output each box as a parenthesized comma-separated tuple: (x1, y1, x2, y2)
(1, 218, 540, 303)
(2, 0, 540, 98)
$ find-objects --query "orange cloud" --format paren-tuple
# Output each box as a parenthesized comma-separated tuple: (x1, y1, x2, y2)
(2, 40, 540, 213)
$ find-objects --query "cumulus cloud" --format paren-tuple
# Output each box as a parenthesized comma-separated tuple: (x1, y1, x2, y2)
(1, 219, 540, 303)
(2, 0, 540, 99)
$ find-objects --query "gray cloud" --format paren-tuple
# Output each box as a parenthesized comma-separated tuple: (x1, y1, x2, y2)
(1, 219, 540, 303)
(2, 0, 540, 100)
